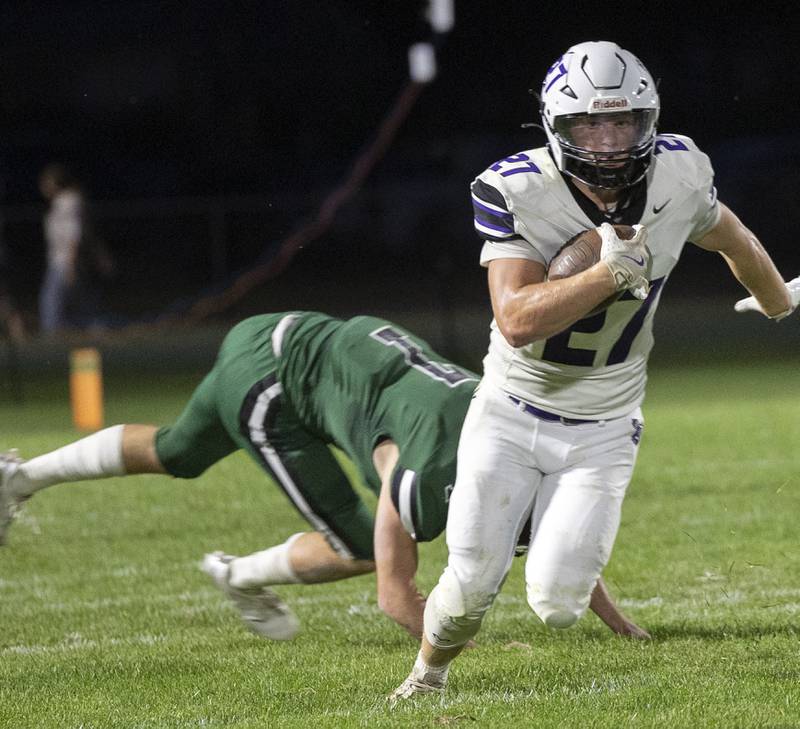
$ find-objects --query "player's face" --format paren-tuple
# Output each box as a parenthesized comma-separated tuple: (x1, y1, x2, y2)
(558, 112, 641, 155)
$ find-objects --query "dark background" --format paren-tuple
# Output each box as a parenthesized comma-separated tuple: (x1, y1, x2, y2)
(1, 1, 799, 327)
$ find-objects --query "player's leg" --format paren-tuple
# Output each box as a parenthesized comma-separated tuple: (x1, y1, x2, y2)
(226, 530, 374, 587)
(393, 383, 539, 698)
(201, 472, 375, 641)
(0, 426, 148, 543)
(0, 367, 238, 544)
(228, 370, 377, 565)
(38, 265, 67, 333)
(202, 371, 376, 638)
(209, 435, 377, 588)
(282, 531, 373, 584)
(201, 526, 376, 641)
(516, 510, 649, 637)
(122, 424, 167, 473)
(524, 412, 643, 628)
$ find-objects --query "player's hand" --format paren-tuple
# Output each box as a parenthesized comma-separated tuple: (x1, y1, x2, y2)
(599, 222, 651, 300)
(617, 619, 652, 640)
(734, 275, 800, 321)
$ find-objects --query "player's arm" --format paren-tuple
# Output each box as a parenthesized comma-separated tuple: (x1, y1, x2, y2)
(372, 440, 426, 638)
(590, 578, 650, 639)
(487, 257, 617, 347)
(488, 223, 650, 347)
(373, 480, 425, 638)
(694, 203, 793, 318)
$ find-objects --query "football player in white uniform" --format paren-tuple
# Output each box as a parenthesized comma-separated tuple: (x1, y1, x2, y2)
(391, 40, 797, 701)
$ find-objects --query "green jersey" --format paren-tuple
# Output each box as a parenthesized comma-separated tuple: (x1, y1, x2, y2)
(279, 313, 478, 541)
(156, 312, 478, 559)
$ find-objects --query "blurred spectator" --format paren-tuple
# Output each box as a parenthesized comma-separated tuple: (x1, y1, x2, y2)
(38, 164, 114, 334)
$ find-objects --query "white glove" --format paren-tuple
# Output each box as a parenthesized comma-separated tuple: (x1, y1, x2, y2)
(734, 275, 800, 321)
(599, 222, 651, 300)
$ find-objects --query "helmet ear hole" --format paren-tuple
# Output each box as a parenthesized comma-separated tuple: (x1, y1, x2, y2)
(560, 84, 578, 100)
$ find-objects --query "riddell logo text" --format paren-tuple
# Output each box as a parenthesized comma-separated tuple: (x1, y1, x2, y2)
(591, 98, 629, 110)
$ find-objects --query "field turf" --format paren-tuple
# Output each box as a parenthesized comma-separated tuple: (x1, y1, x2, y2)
(0, 358, 799, 728)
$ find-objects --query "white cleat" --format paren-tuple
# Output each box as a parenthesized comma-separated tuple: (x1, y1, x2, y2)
(388, 675, 446, 704)
(201, 551, 300, 640)
(0, 450, 27, 546)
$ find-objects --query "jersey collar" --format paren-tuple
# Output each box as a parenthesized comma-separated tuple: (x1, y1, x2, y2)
(561, 171, 647, 228)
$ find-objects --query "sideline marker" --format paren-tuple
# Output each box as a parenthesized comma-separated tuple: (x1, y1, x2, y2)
(70, 348, 104, 431)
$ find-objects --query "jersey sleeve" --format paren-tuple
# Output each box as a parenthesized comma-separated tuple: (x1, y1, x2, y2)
(471, 178, 519, 242)
(471, 175, 547, 267)
(389, 463, 449, 543)
(675, 136, 722, 242)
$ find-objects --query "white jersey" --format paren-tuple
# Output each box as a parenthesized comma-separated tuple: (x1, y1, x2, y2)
(471, 134, 720, 419)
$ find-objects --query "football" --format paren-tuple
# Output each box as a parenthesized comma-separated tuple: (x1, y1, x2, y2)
(547, 224, 636, 313)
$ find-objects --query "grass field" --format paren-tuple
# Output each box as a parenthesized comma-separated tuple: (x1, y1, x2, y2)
(1, 357, 799, 728)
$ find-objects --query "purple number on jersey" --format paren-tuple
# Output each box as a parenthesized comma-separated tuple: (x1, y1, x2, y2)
(541, 278, 666, 367)
(654, 136, 689, 155)
(490, 153, 542, 177)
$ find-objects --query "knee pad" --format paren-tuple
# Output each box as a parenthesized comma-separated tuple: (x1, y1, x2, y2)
(539, 607, 579, 629)
(436, 567, 466, 617)
(423, 568, 494, 649)
(527, 585, 584, 629)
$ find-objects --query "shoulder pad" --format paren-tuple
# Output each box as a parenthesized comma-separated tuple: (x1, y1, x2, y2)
(651, 133, 714, 187)
(474, 147, 560, 211)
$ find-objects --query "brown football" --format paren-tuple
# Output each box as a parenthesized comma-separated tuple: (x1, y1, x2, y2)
(547, 224, 635, 314)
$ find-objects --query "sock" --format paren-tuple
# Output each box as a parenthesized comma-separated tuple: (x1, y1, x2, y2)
(410, 650, 450, 687)
(16, 425, 126, 496)
(228, 533, 304, 589)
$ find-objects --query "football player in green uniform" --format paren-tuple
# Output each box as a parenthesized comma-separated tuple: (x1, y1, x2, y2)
(0, 312, 645, 640)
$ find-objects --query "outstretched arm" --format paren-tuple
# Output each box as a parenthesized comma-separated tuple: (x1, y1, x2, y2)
(695, 203, 793, 318)
(735, 275, 800, 320)
(590, 577, 650, 639)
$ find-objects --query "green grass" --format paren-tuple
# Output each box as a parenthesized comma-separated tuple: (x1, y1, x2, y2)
(1, 360, 799, 728)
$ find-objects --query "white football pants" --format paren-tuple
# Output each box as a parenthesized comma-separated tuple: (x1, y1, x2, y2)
(424, 381, 643, 648)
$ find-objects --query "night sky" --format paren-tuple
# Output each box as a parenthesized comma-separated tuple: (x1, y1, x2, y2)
(2, 2, 798, 201)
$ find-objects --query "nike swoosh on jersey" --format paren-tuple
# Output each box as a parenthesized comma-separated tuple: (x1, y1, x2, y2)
(652, 199, 671, 214)
(621, 254, 645, 266)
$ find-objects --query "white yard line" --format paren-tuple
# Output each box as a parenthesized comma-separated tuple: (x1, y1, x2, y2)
(3, 633, 167, 656)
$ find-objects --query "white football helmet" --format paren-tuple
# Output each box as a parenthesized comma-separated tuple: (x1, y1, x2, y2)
(540, 41, 660, 190)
